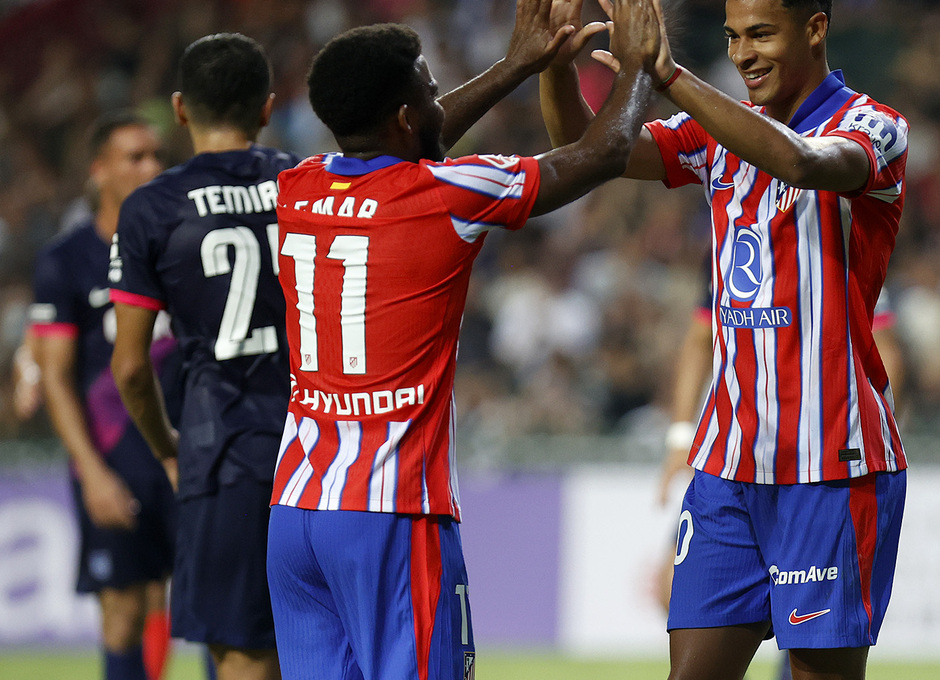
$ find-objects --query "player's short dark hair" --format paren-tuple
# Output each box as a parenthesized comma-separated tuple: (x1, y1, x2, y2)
(781, 0, 832, 21)
(307, 24, 423, 137)
(177, 33, 271, 133)
(90, 110, 149, 159)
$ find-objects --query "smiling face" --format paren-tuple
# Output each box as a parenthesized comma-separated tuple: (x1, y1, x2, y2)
(724, 0, 829, 122)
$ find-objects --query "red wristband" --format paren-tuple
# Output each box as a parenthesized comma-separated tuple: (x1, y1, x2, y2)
(655, 65, 683, 92)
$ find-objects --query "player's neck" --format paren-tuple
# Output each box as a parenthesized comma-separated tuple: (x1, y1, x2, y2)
(189, 127, 256, 155)
(766, 67, 830, 125)
(768, 63, 832, 125)
(337, 129, 420, 163)
(94, 201, 120, 243)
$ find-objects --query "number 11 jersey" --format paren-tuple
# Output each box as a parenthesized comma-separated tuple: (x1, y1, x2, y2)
(273, 153, 540, 520)
(110, 145, 300, 499)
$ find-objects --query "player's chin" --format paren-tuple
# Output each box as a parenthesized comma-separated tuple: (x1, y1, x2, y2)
(745, 85, 772, 107)
(426, 144, 445, 163)
(419, 132, 445, 162)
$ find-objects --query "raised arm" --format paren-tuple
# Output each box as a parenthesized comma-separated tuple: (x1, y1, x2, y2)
(539, 0, 666, 181)
(538, 0, 605, 147)
(632, 0, 869, 191)
(111, 303, 179, 487)
(532, 0, 666, 216)
(656, 70, 869, 191)
(438, 0, 575, 149)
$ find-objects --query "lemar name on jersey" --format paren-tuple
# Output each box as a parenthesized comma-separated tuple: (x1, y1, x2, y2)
(290, 194, 380, 220)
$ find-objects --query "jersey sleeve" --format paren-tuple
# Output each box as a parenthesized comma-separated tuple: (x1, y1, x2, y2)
(645, 112, 711, 189)
(423, 154, 540, 241)
(29, 246, 78, 337)
(829, 103, 908, 201)
(109, 189, 167, 311)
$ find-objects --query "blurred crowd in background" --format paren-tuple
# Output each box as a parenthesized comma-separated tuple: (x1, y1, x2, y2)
(1, 0, 939, 461)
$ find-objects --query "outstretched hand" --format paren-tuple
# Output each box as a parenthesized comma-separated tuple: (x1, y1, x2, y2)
(592, 0, 676, 83)
(505, 0, 578, 76)
(547, 0, 609, 68)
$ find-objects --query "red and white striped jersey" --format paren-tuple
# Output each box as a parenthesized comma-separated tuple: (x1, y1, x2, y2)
(647, 71, 909, 484)
(272, 153, 540, 519)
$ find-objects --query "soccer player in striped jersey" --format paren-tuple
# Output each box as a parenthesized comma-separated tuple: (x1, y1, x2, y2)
(541, 0, 908, 679)
(265, 1, 662, 678)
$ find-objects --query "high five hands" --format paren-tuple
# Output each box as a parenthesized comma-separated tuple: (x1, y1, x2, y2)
(548, 0, 679, 87)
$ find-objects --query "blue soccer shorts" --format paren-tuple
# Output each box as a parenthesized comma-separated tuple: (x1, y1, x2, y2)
(267, 506, 475, 680)
(667, 469, 905, 649)
(171, 478, 277, 649)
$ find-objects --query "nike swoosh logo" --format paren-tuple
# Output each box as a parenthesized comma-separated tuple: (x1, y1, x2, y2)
(711, 178, 735, 191)
(88, 287, 111, 309)
(789, 608, 831, 625)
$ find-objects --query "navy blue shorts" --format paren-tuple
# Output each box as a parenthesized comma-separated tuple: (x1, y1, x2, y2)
(73, 468, 176, 594)
(171, 478, 276, 649)
(267, 506, 475, 680)
(668, 469, 906, 648)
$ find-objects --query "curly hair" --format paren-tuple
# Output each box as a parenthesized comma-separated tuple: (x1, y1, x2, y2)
(307, 24, 423, 137)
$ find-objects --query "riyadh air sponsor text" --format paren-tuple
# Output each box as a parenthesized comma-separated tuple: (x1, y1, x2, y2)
(720, 305, 792, 328)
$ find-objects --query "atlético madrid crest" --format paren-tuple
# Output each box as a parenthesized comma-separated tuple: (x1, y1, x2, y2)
(464, 652, 475, 680)
(776, 180, 802, 212)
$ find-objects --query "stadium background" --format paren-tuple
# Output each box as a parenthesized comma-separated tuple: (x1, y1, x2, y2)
(1, 0, 939, 676)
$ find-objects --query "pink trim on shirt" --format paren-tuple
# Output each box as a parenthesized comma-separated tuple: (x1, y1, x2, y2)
(31, 322, 79, 338)
(872, 311, 896, 332)
(110, 289, 165, 311)
(694, 307, 712, 325)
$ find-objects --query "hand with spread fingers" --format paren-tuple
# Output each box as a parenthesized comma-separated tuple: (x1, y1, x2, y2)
(547, 0, 609, 67)
(505, 0, 579, 77)
(594, 0, 676, 85)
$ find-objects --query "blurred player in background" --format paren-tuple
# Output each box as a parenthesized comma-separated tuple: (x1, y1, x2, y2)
(542, 0, 909, 678)
(29, 112, 175, 680)
(265, 1, 662, 678)
(110, 33, 300, 680)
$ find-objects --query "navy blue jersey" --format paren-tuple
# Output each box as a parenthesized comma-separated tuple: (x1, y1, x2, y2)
(110, 145, 300, 498)
(30, 219, 180, 474)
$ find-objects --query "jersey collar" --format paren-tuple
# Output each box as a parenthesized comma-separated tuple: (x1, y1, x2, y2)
(786, 70, 856, 135)
(324, 154, 404, 176)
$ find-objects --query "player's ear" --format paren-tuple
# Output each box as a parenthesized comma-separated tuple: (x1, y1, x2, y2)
(88, 156, 105, 190)
(807, 10, 828, 47)
(259, 93, 275, 128)
(171, 92, 188, 127)
(397, 104, 414, 135)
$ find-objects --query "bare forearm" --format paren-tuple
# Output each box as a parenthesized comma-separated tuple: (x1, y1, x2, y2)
(439, 59, 532, 150)
(533, 66, 652, 215)
(539, 63, 595, 148)
(660, 69, 867, 191)
(42, 376, 105, 479)
(671, 319, 713, 423)
(541, 64, 665, 181)
(114, 361, 177, 462)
